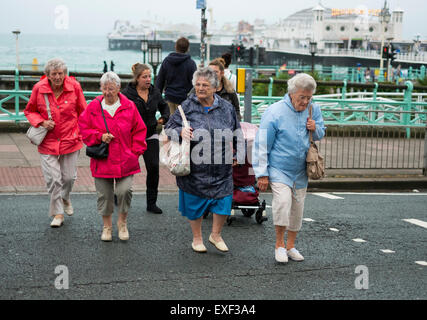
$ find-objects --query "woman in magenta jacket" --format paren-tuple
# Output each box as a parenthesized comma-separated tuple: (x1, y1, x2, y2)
(79, 72, 147, 242)
(24, 58, 87, 228)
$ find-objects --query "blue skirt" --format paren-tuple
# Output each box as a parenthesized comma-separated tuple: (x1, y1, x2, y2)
(179, 189, 233, 221)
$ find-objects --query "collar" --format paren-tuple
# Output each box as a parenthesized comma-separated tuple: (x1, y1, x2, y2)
(38, 76, 75, 94)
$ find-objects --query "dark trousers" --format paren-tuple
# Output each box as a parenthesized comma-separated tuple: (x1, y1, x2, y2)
(143, 139, 160, 206)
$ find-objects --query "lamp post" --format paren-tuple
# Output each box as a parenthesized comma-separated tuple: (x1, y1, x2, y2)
(309, 41, 317, 74)
(414, 33, 421, 56)
(12, 30, 21, 70)
(197, 0, 208, 67)
(379, 1, 391, 77)
(148, 42, 162, 81)
(141, 38, 148, 64)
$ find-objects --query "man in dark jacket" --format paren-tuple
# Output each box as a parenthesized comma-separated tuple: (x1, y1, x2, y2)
(155, 37, 197, 115)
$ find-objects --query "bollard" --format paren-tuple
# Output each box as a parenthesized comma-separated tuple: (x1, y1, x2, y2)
(14, 69, 20, 121)
(268, 77, 274, 97)
(244, 69, 253, 123)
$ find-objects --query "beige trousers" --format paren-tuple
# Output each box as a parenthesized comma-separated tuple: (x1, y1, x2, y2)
(167, 101, 180, 116)
(40, 150, 80, 217)
(270, 182, 307, 232)
(94, 175, 134, 216)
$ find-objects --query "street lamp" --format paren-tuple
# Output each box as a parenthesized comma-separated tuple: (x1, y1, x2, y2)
(12, 30, 21, 70)
(309, 41, 317, 74)
(141, 38, 148, 64)
(148, 42, 162, 80)
(379, 1, 391, 76)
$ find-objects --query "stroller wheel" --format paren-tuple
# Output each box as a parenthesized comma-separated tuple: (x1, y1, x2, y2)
(241, 209, 256, 217)
(255, 209, 268, 224)
(227, 216, 236, 225)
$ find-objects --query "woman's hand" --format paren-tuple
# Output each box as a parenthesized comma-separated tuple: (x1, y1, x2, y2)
(102, 133, 115, 144)
(41, 120, 55, 131)
(307, 119, 316, 132)
(181, 127, 193, 141)
(257, 176, 269, 192)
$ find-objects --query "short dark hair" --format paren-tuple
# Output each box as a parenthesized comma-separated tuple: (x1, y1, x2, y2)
(221, 52, 232, 68)
(176, 37, 190, 53)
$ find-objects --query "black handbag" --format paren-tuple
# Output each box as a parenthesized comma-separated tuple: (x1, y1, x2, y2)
(86, 99, 110, 159)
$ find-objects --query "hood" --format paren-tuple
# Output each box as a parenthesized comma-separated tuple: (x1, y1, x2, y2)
(166, 52, 192, 65)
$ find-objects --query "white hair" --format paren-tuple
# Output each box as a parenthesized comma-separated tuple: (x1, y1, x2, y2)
(100, 71, 121, 88)
(44, 58, 67, 76)
(287, 73, 317, 95)
(192, 67, 219, 89)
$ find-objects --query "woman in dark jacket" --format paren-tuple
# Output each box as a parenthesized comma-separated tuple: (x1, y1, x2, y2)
(165, 67, 243, 254)
(122, 63, 170, 214)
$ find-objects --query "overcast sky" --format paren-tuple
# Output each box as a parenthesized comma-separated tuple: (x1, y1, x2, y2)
(2, 0, 425, 40)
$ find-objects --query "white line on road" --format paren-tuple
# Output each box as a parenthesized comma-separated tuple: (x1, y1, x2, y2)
(303, 218, 315, 222)
(403, 219, 427, 229)
(352, 238, 367, 243)
(380, 249, 395, 253)
(313, 193, 344, 200)
(329, 228, 340, 232)
(415, 261, 427, 266)
(333, 192, 427, 196)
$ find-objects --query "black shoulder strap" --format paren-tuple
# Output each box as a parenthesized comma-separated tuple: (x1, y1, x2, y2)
(96, 98, 109, 133)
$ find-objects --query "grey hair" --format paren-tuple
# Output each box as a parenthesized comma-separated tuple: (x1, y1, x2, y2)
(287, 73, 317, 95)
(44, 58, 67, 76)
(100, 71, 121, 88)
(192, 67, 219, 89)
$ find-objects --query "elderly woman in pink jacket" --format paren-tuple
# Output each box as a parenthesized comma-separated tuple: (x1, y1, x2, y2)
(79, 72, 147, 242)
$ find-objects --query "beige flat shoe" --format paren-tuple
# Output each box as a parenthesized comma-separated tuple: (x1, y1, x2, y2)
(63, 199, 73, 216)
(117, 222, 129, 241)
(209, 234, 229, 252)
(101, 226, 113, 242)
(192, 242, 207, 253)
(50, 215, 64, 228)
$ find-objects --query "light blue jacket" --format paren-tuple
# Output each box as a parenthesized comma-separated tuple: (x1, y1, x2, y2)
(252, 94, 326, 189)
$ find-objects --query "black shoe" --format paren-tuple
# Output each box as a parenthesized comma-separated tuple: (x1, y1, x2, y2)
(147, 204, 163, 214)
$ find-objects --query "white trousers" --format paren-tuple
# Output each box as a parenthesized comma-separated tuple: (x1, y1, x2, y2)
(270, 182, 307, 232)
(40, 150, 80, 217)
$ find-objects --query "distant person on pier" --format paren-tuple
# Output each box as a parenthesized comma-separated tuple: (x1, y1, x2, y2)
(103, 61, 108, 73)
(252, 73, 325, 264)
(221, 52, 237, 91)
(122, 63, 170, 214)
(155, 37, 197, 115)
(110, 60, 115, 72)
(24, 58, 87, 228)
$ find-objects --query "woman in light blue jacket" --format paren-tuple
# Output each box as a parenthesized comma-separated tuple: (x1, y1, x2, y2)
(252, 73, 325, 264)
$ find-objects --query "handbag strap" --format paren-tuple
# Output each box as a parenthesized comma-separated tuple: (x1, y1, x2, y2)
(308, 103, 314, 144)
(44, 94, 52, 120)
(96, 98, 110, 134)
(177, 105, 189, 128)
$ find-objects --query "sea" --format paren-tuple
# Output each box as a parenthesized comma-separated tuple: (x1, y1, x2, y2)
(0, 33, 188, 74)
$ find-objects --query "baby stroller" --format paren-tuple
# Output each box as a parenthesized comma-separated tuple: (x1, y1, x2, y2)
(228, 122, 268, 225)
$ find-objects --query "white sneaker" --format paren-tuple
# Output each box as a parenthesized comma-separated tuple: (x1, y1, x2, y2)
(287, 248, 304, 261)
(101, 226, 113, 242)
(50, 216, 64, 228)
(275, 247, 288, 263)
(63, 200, 73, 216)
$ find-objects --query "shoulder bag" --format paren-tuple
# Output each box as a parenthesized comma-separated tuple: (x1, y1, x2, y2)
(86, 99, 110, 159)
(306, 104, 325, 180)
(26, 94, 51, 146)
(159, 105, 191, 176)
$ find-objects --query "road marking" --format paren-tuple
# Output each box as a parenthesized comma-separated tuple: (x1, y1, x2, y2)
(415, 261, 427, 266)
(313, 193, 344, 200)
(329, 228, 339, 232)
(333, 192, 427, 196)
(380, 249, 395, 253)
(303, 218, 315, 222)
(352, 238, 367, 243)
(402, 219, 427, 229)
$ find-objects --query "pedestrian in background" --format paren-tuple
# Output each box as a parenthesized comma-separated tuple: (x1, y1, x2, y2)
(78, 72, 147, 241)
(165, 67, 242, 254)
(221, 52, 237, 91)
(103, 61, 108, 73)
(122, 63, 170, 214)
(155, 37, 197, 115)
(252, 73, 325, 263)
(24, 58, 87, 227)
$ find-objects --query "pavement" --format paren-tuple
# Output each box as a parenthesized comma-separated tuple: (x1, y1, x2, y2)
(0, 131, 426, 194)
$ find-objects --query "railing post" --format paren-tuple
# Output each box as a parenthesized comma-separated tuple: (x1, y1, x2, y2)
(371, 82, 379, 123)
(15, 69, 20, 119)
(341, 79, 347, 100)
(420, 65, 426, 80)
(244, 68, 253, 123)
(404, 81, 414, 139)
(268, 77, 274, 97)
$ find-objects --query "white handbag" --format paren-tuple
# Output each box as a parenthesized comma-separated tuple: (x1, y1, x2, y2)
(159, 105, 191, 176)
(26, 94, 51, 146)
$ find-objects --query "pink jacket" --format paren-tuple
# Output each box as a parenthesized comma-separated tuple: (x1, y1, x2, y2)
(24, 76, 87, 155)
(78, 94, 147, 178)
